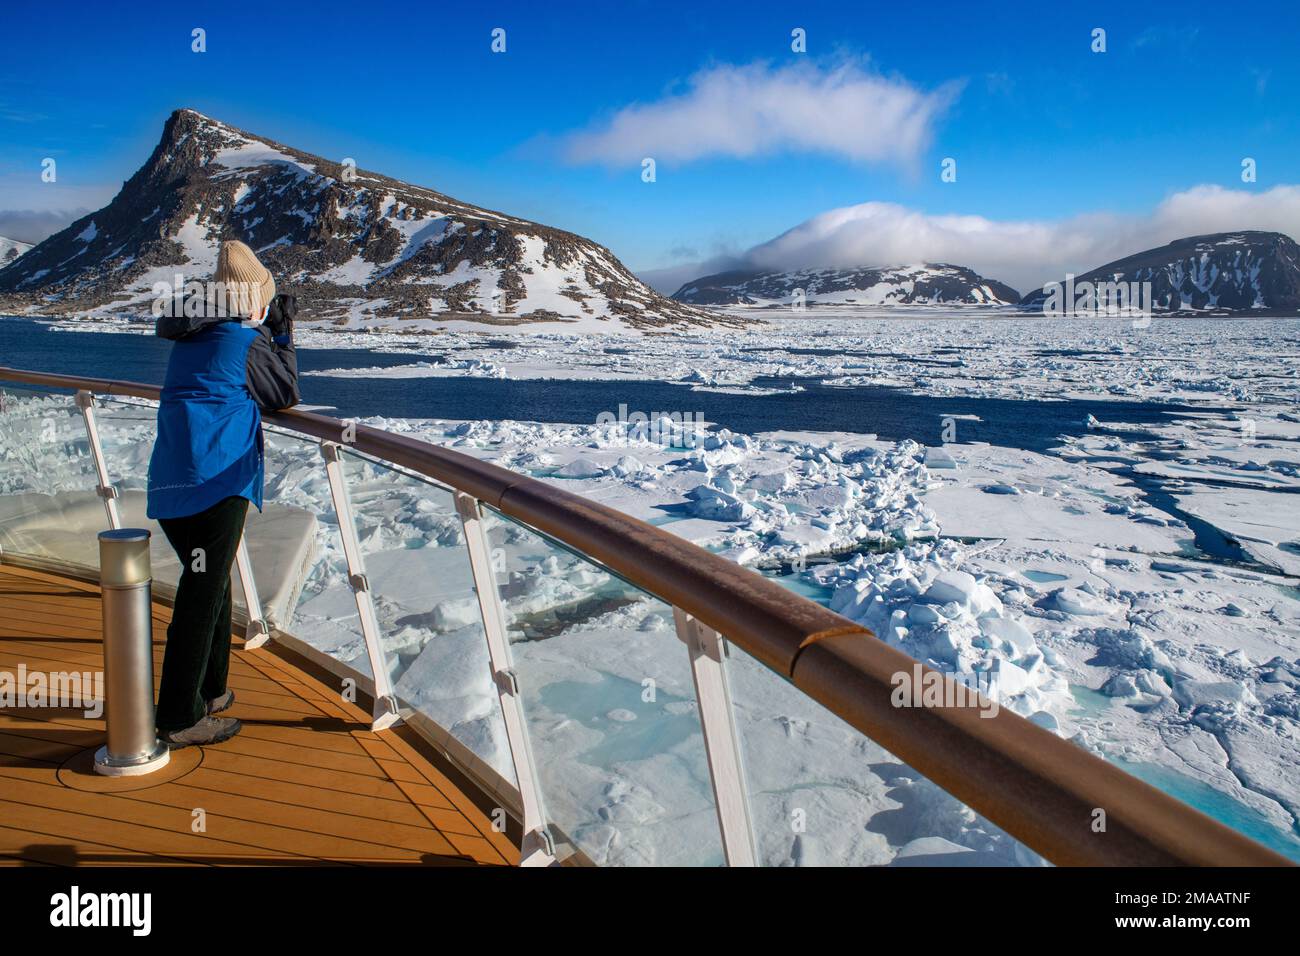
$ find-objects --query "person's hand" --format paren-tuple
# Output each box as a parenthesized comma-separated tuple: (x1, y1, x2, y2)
(265, 294, 297, 339)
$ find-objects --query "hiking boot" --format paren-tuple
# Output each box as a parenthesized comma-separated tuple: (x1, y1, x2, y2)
(206, 689, 236, 715)
(162, 716, 242, 749)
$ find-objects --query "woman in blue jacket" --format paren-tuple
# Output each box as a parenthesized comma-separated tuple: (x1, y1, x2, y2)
(148, 240, 299, 748)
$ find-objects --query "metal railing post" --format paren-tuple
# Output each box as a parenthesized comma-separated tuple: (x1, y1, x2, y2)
(233, 535, 270, 649)
(95, 529, 169, 776)
(673, 608, 758, 867)
(75, 390, 121, 530)
(319, 441, 401, 731)
(454, 492, 556, 867)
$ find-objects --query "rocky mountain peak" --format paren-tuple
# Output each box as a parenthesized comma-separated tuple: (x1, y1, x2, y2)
(673, 263, 1021, 307)
(0, 109, 735, 330)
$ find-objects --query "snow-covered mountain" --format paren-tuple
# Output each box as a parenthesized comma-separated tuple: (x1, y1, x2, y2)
(0, 235, 32, 265)
(0, 109, 732, 330)
(671, 263, 1021, 307)
(1020, 231, 1300, 315)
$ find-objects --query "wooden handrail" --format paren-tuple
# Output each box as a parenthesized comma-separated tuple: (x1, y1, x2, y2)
(0, 364, 1290, 866)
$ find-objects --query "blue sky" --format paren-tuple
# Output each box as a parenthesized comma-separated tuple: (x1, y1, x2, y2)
(2, 0, 1297, 290)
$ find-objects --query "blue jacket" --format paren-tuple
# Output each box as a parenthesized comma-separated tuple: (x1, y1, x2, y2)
(147, 309, 299, 520)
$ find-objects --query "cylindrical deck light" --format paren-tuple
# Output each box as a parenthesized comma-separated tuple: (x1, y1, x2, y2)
(94, 529, 169, 776)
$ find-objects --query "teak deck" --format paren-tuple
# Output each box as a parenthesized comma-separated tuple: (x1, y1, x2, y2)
(0, 563, 518, 866)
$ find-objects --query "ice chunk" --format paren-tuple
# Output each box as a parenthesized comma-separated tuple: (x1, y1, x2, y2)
(922, 569, 980, 605)
(684, 484, 755, 521)
(988, 658, 1032, 697)
(924, 446, 959, 470)
(921, 570, 1001, 617)
(1052, 588, 1112, 616)
(1101, 673, 1140, 697)
(745, 470, 794, 493)
(1135, 670, 1172, 697)
(1173, 680, 1259, 710)
(611, 455, 646, 477)
(979, 614, 1036, 655)
(908, 603, 944, 625)
(554, 456, 606, 478)
(429, 597, 482, 631)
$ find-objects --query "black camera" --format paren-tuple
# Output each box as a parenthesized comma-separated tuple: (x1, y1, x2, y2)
(265, 293, 298, 338)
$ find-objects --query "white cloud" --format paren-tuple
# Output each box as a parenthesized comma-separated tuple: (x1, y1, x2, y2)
(563, 60, 959, 167)
(720, 185, 1300, 295)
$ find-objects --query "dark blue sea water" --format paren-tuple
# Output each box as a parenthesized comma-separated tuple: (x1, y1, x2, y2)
(5, 316, 1255, 560)
(0, 318, 1219, 455)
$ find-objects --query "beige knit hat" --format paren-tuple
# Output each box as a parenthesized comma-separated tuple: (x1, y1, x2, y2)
(212, 240, 275, 319)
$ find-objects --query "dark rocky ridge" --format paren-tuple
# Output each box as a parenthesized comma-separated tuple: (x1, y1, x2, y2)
(672, 263, 1021, 307)
(0, 109, 737, 330)
(1019, 231, 1300, 315)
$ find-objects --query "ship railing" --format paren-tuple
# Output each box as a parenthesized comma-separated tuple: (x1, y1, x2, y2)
(0, 365, 1289, 867)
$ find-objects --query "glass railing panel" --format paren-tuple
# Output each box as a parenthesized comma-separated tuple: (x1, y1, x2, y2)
(338, 447, 513, 782)
(91, 395, 177, 587)
(0, 384, 108, 568)
(90, 396, 155, 503)
(258, 427, 371, 672)
(0, 385, 102, 495)
(726, 640, 1044, 867)
(481, 505, 726, 866)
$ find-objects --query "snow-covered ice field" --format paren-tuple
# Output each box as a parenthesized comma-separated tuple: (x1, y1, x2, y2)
(289, 311, 1300, 863)
(4, 309, 1299, 864)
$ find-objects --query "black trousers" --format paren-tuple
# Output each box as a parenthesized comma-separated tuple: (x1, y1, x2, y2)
(155, 495, 250, 731)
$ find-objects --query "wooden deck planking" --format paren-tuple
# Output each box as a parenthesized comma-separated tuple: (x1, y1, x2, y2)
(0, 563, 518, 866)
